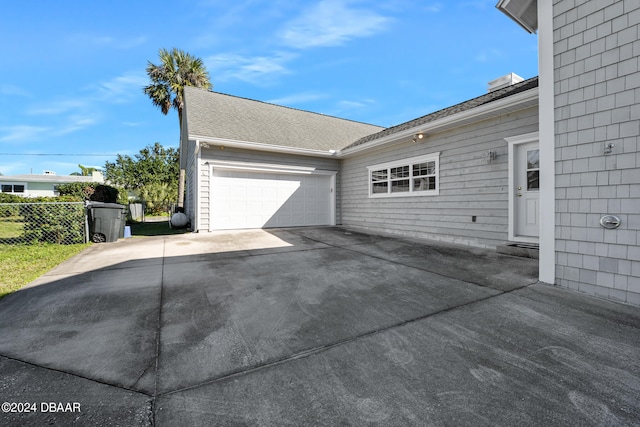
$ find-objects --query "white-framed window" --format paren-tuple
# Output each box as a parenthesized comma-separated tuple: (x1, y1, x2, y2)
(1, 183, 25, 194)
(367, 153, 440, 198)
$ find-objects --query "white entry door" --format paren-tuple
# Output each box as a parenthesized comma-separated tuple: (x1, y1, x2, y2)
(210, 168, 334, 230)
(514, 141, 540, 239)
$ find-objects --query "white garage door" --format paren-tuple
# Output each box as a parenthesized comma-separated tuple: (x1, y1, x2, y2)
(210, 168, 334, 230)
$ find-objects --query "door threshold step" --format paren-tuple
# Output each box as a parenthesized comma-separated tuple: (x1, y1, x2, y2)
(496, 243, 539, 259)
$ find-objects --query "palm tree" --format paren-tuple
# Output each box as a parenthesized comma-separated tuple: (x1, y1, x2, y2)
(143, 48, 212, 207)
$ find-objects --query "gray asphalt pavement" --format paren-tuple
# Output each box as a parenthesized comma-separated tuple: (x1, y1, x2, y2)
(0, 227, 638, 426)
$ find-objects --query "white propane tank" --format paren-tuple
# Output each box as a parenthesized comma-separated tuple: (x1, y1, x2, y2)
(170, 212, 188, 228)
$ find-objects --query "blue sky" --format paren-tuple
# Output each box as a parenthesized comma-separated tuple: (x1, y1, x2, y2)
(0, 0, 537, 176)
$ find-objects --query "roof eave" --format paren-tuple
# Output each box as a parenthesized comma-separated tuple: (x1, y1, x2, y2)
(189, 135, 339, 158)
(496, 0, 538, 34)
(338, 87, 539, 158)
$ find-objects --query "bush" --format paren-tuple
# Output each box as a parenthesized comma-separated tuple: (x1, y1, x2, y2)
(20, 201, 86, 244)
(56, 182, 123, 203)
(18, 196, 85, 244)
(139, 182, 177, 215)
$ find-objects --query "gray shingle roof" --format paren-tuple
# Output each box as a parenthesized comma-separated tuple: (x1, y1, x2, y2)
(342, 76, 539, 151)
(183, 87, 384, 152)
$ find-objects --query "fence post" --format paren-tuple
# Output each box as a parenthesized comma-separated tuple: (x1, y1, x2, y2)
(84, 208, 89, 244)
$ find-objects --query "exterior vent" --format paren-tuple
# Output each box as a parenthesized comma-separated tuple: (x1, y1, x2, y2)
(487, 73, 524, 92)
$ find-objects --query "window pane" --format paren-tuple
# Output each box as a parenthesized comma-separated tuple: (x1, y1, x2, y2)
(413, 161, 435, 176)
(13, 185, 25, 193)
(372, 169, 387, 181)
(391, 179, 410, 192)
(527, 149, 539, 169)
(372, 182, 388, 193)
(390, 166, 410, 178)
(414, 176, 435, 191)
(1, 185, 12, 193)
(527, 171, 539, 190)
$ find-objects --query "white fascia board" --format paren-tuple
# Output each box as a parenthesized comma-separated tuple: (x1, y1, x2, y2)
(207, 159, 336, 175)
(339, 87, 539, 157)
(190, 135, 339, 158)
(496, 0, 537, 34)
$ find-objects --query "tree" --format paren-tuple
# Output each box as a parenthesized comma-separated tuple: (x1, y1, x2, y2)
(104, 143, 179, 191)
(143, 48, 212, 208)
(71, 164, 97, 176)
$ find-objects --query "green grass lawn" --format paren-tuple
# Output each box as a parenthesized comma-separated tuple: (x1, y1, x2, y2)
(0, 243, 90, 299)
(0, 222, 188, 299)
(0, 217, 24, 239)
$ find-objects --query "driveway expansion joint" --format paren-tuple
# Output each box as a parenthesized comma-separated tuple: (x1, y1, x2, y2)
(150, 237, 168, 424)
(0, 353, 153, 398)
(288, 229, 529, 292)
(157, 282, 532, 398)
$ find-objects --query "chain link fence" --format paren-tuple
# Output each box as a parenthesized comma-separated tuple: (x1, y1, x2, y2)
(0, 202, 87, 245)
(128, 201, 178, 222)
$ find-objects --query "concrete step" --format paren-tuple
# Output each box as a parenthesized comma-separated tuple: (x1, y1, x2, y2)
(496, 242, 539, 259)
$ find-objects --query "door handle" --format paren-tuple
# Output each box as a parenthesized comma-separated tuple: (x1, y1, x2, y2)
(517, 193, 522, 197)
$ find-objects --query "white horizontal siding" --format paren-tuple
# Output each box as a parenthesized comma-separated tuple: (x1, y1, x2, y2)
(185, 139, 196, 228)
(341, 106, 539, 249)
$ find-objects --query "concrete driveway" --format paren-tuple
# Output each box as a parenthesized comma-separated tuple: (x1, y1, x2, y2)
(0, 227, 639, 426)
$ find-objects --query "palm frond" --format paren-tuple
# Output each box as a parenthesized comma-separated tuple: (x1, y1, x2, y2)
(144, 47, 212, 120)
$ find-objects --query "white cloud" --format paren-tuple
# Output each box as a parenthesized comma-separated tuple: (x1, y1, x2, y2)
(205, 53, 294, 85)
(424, 3, 443, 13)
(475, 48, 504, 62)
(9, 70, 146, 146)
(116, 36, 147, 49)
(69, 34, 147, 50)
(54, 116, 98, 136)
(0, 161, 26, 175)
(26, 71, 146, 118)
(0, 125, 50, 143)
(97, 71, 148, 101)
(337, 99, 373, 109)
(279, 0, 391, 49)
(27, 99, 89, 116)
(0, 84, 30, 97)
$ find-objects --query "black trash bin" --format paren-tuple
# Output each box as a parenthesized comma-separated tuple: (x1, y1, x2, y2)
(87, 203, 126, 243)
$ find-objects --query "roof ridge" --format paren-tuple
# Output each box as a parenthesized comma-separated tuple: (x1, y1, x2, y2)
(184, 86, 384, 129)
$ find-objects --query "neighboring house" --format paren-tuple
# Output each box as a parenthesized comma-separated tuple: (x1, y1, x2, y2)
(180, 0, 639, 306)
(0, 171, 104, 198)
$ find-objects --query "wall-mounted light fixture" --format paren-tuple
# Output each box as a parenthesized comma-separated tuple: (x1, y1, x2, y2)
(412, 133, 424, 143)
(604, 143, 614, 155)
(483, 151, 497, 163)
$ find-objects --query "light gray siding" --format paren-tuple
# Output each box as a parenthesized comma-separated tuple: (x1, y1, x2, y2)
(198, 147, 341, 231)
(554, 0, 640, 304)
(185, 139, 197, 228)
(341, 106, 538, 248)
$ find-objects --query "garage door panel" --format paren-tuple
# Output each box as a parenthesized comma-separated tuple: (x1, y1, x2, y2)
(211, 168, 333, 230)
